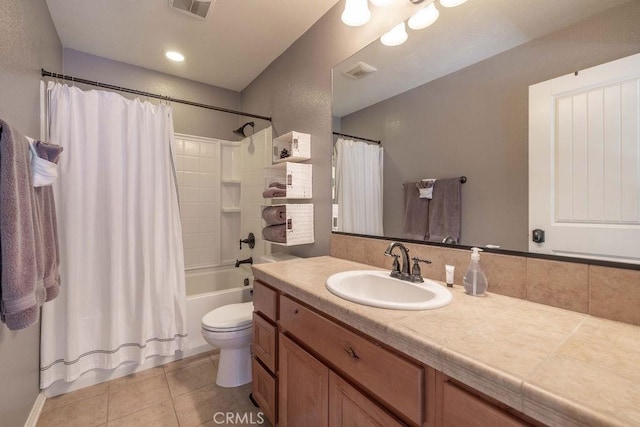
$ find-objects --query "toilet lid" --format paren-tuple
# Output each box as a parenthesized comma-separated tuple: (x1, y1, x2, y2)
(202, 302, 253, 331)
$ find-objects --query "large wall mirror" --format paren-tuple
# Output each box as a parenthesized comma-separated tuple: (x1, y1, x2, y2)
(332, 0, 640, 264)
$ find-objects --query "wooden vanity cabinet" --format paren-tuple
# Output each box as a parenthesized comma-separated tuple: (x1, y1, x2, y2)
(251, 281, 279, 425)
(279, 295, 422, 426)
(279, 334, 329, 427)
(329, 371, 405, 427)
(435, 372, 538, 427)
(252, 279, 539, 427)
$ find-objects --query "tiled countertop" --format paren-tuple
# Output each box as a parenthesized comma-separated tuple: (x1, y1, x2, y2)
(252, 256, 640, 427)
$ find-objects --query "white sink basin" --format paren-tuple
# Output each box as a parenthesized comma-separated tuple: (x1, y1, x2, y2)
(326, 270, 452, 310)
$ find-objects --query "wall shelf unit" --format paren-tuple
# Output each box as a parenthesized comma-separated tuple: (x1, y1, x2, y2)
(272, 131, 311, 163)
(262, 131, 314, 246)
(261, 204, 314, 246)
(264, 162, 312, 199)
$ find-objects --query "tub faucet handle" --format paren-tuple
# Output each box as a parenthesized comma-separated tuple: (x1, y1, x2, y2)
(239, 233, 255, 249)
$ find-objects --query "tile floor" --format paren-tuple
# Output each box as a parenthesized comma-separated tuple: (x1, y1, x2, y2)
(37, 351, 270, 427)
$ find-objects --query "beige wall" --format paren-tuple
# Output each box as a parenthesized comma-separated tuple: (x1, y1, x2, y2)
(0, 0, 62, 424)
(331, 234, 640, 326)
(340, 2, 640, 251)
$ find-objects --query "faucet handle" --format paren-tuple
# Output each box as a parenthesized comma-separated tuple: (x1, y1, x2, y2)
(384, 253, 401, 278)
(410, 257, 431, 283)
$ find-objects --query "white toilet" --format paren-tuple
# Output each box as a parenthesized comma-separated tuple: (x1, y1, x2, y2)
(201, 253, 299, 387)
(201, 301, 253, 387)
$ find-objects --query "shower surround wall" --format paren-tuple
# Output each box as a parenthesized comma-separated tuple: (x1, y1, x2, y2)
(174, 134, 223, 269)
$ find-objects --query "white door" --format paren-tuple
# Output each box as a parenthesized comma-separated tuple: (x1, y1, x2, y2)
(529, 53, 640, 263)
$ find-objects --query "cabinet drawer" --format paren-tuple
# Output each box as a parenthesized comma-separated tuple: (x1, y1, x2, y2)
(280, 296, 423, 426)
(253, 280, 277, 321)
(253, 313, 277, 373)
(252, 357, 277, 426)
(440, 381, 529, 427)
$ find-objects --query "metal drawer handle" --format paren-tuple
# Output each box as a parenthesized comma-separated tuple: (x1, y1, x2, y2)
(345, 346, 359, 360)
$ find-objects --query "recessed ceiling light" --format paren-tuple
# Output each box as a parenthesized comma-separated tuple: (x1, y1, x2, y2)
(165, 50, 185, 62)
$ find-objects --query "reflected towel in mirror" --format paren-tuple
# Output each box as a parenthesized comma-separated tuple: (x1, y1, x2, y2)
(402, 182, 429, 241)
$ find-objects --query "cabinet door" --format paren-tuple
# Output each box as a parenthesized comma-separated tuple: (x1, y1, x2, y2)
(437, 374, 529, 427)
(279, 334, 329, 427)
(253, 313, 277, 373)
(252, 358, 276, 425)
(329, 371, 405, 427)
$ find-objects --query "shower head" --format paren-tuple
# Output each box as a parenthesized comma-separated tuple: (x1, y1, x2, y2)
(233, 121, 255, 138)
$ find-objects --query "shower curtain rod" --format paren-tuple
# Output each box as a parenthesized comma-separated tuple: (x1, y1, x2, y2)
(333, 131, 381, 145)
(41, 69, 272, 122)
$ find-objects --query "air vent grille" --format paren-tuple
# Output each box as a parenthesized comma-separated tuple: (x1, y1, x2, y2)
(170, 0, 213, 19)
(343, 62, 377, 80)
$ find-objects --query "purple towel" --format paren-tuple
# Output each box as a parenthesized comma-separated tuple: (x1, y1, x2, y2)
(262, 206, 286, 225)
(267, 181, 286, 189)
(262, 224, 286, 243)
(402, 182, 430, 241)
(0, 120, 58, 329)
(262, 187, 287, 198)
(34, 140, 63, 163)
(427, 177, 461, 243)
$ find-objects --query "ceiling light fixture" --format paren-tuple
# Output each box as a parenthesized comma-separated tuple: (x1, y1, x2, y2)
(165, 50, 185, 62)
(408, 2, 439, 30)
(341, 0, 371, 26)
(380, 22, 408, 46)
(439, 0, 468, 7)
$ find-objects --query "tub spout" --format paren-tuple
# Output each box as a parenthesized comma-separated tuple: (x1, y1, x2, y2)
(235, 257, 253, 268)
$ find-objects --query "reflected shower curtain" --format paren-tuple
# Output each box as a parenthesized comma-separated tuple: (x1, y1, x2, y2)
(40, 82, 187, 387)
(335, 138, 384, 235)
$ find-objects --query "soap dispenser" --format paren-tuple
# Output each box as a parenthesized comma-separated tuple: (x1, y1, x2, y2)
(463, 247, 488, 296)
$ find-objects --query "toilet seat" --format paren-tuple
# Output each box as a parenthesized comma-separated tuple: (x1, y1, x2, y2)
(202, 302, 253, 333)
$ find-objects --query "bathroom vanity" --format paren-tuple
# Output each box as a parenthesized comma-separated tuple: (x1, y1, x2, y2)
(251, 257, 639, 427)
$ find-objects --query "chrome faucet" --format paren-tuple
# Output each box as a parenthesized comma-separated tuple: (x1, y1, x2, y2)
(384, 242, 411, 280)
(235, 257, 253, 268)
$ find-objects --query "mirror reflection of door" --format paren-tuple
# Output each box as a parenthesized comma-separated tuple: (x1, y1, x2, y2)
(529, 52, 640, 263)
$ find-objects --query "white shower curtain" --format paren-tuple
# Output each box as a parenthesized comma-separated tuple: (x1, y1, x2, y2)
(335, 138, 384, 235)
(40, 82, 187, 388)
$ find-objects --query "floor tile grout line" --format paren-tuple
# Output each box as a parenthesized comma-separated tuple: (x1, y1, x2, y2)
(164, 369, 182, 426)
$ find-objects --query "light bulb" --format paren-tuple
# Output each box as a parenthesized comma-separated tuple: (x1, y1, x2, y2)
(440, 0, 467, 7)
(370, 0, 395, 6)
(165, 51, 185, 62)
(380, 22, 408, 47)
(408, 2, 439, 30)
(341, 0, 371, 27)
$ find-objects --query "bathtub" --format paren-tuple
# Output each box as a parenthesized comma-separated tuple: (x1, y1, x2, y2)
(185, 266, 253, 352)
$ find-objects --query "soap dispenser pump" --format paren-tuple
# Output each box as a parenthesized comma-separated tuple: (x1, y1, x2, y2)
(463, 247, 488, 296)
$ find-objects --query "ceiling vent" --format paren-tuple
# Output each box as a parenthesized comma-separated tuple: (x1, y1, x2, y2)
(342, 62, 378, 80)
(169, 0, 214, 20)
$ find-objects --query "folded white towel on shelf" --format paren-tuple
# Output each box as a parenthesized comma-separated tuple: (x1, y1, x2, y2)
(417, 179, 436, 199)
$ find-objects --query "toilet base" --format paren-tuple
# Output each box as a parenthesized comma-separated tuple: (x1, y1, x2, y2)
(216, 346, 252, 387)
